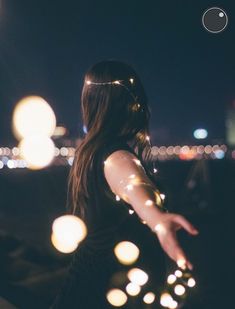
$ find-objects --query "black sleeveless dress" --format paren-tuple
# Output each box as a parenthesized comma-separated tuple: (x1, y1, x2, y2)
(50, 139, 165, 309)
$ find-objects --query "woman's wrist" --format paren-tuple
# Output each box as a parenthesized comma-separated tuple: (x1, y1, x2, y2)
(148, 208, 168, 233)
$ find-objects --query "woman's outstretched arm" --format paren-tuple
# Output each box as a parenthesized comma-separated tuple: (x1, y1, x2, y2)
(104, 150, 199, 270)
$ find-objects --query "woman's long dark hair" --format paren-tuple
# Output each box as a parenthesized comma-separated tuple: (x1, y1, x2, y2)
(67, 59, 152, 218)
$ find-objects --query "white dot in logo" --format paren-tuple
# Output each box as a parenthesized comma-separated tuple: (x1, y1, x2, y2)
(202, 7, 228, 33)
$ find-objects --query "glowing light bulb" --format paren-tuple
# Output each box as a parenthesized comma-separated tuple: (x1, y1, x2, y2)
(169, 300, 178, 309)
(160, 293, 173, 307)
(115, 195, 121, 201)
(113, 80, 120, 84)
(174, 270, 183, 278)
(12, 96, 56, 140)
(51, 215, 87, 253)
(127, 268, 148, 286)
(143, 292, 155, 304)
(51, 232, 79, 254)
(86, 80, 91, 85)
(174, 284, 186, 296)
(167, 274, 177, 285)
(177, 259, 186, 270)
(146, 136, 150, 141)
(187, 278, 196, 287)
(145, 200, 154, 207)
(126, 282, 141, 296)
(114, 241, 140, 265)
(154, 224, 166, 235)
(19, 136, 55, 170)
(160, 193, 166, 200)
(153, 168, 158, 173)
(129, 78, 134, 84)
(126, 184, 133, 191)
(106, 289, 127, 307)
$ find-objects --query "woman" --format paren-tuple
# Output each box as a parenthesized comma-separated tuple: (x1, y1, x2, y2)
(50, 60, 199, 308)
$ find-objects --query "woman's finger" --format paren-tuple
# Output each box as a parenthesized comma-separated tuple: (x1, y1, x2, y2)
(168, 232, 193, 270)
(174, 215, 199, 235)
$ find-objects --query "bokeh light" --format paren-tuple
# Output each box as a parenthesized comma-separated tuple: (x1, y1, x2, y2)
(127, 268, 148, 286)
(12, 96, 56, 140)
(114, 241, 140, 265)
(167, 274, 177, 284)
(174, 284, 186, 296)
(187, 277, 196, 287)
(175, 270, 183, 278)
(51, 232, 79, 254)
(19, 136, 55, 169)
(168, 300, 178, 308)
(125, 282, 141, 296)
(214, 149, 225, 159)
(106, 289, 128, 307)
(51, 215, 87, 253)
(193, 128, 208, 139)
(160, 292, 173, 307)
(143, 292, 155, 304)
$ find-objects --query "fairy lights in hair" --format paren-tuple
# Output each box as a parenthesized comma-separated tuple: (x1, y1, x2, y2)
(86, 78, 138, 102)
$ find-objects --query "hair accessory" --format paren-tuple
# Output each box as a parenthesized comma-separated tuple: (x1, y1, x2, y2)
(86, 78, 138, 101)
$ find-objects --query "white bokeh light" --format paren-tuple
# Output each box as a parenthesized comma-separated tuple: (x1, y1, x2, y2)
(143, 292, 155, 304)
(19, 136, 55, 169)
(114, 241, 140, 265)
(12, 96, 56, 140)
(127, 268, 148, 286)
(125, 282, 141, 296)
(193, 128, 208, 140)
(51, 215, 87, 253)
(106, 289, 127, 307)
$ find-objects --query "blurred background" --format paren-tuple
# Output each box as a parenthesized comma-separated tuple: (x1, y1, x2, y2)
(0, 0, 234, 308)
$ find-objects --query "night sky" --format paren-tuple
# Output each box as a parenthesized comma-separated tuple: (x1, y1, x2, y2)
(0, 0, 234, 145)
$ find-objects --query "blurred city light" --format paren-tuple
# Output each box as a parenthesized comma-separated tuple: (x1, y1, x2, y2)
(193, 128, 208, 139)
(53, 126, 67, 137)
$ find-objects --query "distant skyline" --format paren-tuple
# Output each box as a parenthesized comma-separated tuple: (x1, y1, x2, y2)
(0, 0, 234, 145)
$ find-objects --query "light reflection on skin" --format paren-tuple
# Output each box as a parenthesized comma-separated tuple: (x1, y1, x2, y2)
(116, 173, 163, 211)
(104, 151, 166, 231)
(154, 223, 167, 235)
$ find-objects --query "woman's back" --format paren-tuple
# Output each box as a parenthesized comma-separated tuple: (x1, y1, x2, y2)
(50, 138, 144, 309)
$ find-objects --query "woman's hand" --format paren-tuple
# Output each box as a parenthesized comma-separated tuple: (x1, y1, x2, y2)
(154, 213, 199, 270)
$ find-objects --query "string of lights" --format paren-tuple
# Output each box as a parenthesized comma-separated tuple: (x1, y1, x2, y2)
(85, 78, 138, 102)
(105, 237, 197, 308)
